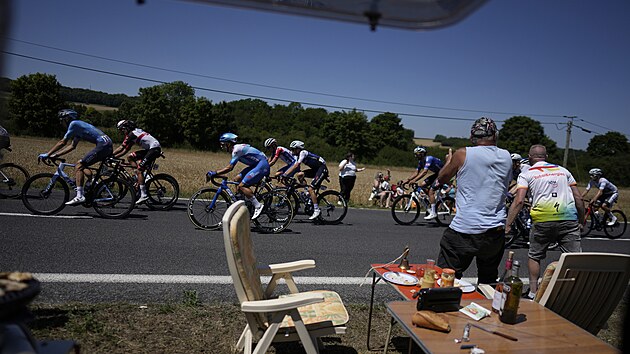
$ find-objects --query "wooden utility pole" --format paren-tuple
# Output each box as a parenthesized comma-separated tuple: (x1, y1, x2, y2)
(563, 116, 576, 166)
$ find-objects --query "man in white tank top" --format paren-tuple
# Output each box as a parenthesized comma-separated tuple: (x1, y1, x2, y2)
(434, 117, 512, 284)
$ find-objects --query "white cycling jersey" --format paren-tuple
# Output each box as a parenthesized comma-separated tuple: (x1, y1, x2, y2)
(585, 177, 618, 195)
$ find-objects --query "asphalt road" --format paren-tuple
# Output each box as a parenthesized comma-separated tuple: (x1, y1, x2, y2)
(1, 197, 629, 304)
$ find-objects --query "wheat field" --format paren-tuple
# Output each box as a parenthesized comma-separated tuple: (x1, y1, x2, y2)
(3, 136, 629, 214)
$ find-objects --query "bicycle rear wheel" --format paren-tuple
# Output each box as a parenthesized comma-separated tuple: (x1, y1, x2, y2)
(253, 191, 294, 233)
(434, 199, 455, 226)
(316, 190, 347, 224)
(146, 174, 179, 211)
(21, 173, 69, 215)
(92, 178, 136, 219)
(581, 213, 595, 237)
(0, 163, 29, 198)
(391, 194, 423, 225)
(603, 210, 627, 239)
(188, 187, 231, 230)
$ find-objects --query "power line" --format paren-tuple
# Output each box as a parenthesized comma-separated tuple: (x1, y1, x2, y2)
(6, 37, 569, 118)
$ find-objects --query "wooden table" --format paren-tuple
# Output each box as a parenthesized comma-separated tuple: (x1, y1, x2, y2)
(385, 299, 620, 353)
(367, 263, 484, 350)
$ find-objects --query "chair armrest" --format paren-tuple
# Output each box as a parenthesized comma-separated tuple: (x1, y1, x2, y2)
(258, 260, 316, 275)
(241, 292, 324, 313)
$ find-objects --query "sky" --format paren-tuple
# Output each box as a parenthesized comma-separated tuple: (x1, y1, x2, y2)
(3, 0, 630, 151)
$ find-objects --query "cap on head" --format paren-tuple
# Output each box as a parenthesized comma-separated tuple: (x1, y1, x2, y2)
(470, 117, 497, 139)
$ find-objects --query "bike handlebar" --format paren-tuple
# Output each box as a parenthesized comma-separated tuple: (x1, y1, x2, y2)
(39, 156, 66, 166)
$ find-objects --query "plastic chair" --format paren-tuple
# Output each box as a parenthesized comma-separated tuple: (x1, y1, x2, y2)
(537, 252, 630, 334)
(222, 201, 348, 354)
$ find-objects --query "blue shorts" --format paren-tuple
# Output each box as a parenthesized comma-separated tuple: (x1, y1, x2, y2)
(80, 140, 113, 167)
(239, 160, 270, 187)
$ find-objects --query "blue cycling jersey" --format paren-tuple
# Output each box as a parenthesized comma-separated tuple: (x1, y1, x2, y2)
(417, 155, 443, 173)
(295, 150, 326, 169)
(230, 144, 267, 167)
(63, 120, 110, 145)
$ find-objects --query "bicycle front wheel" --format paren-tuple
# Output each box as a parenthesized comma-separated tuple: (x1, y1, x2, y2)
(146, 174, 180, 211)
(434, 199, 455, 226)
(0, 163, 29, 198)
(188, 187, 231, 230)
(391, 194, 423, 225)
(603, 210, 627, 239)
(317, 190, 347, 224)
(253, 191, 294, 233)
(92, 178, 137, 219)
(581, 212, 594, 237)
(21, 173, 69, 215)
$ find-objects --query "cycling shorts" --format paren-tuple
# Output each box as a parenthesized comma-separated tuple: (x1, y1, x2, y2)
(597, 193, 618, 207)
(239, 160, 270, 187)
(130, 147, 162, 171)
(80, 139, 113, 167)
(303, 164, 329, 189)
(420, 173, 439, 190)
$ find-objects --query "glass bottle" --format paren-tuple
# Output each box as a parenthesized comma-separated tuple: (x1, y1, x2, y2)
(499, 260, 523, 324)
(492, 251, 514, 313)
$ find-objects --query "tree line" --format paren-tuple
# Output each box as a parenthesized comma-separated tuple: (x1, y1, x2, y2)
(2, 73, 629, 185)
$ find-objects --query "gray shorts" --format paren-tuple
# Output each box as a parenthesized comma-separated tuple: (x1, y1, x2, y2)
(528, 220, 581, 261)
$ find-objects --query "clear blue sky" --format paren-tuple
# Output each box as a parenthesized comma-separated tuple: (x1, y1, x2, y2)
(4, 0, 630, 151)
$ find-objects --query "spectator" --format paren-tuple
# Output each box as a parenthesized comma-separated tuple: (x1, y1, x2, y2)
(338, 152, 365, 203)
(369, 169, 390, 203)
(392, 180, 406, 198)
(506, 144, 584, 300)
(377, 175, 393, 208)
(435, 117, 512, 284)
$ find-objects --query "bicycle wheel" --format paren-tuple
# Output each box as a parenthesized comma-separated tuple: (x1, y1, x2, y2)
(21, 173, 69, 215)
(581, 212, 595, 237)
(146, 174, 179, 211)
(92, 178, 137, 219)
(391, 194, 423, 225)
(603, 210, 627, 239)
(317, 190, 347, 224)
(253, 191, 294, 233)
(434, 199, 455, 226)
(188, 187, 231, 230)
(0, 163, 29, 198)
(272, 187, 301, 217)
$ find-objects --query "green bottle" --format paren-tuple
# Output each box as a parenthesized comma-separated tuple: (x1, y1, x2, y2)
(499, 260, 523, 324)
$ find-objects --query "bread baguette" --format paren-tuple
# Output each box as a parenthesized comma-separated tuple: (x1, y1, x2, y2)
(412, 310, 451, 333)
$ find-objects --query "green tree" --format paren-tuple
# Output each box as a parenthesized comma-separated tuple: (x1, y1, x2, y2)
(369, 113, 414, 151)
(7, 73, 64, 137)
(181, 97, 234, 150)
(586, 131, 629, 157)
(498, 116, 557, 156)
(322, 110, 377, 160)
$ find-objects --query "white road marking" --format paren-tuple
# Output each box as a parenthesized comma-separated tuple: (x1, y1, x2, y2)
(583, 237, 630, 241)
(0, 212, 92, 219)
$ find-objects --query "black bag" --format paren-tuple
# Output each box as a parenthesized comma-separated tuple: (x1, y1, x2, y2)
(416, 287, 463, 312)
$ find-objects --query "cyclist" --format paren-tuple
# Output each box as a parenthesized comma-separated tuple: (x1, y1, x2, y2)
(508, 153, 530, 196)
(582, 168, 619, 226)
(263, 138, 297, 178)
(112, 120, 162, 204)
(208, 133, 269, 219)
(283, 140, 328, 220)
(39, 109, 113, 205)
(0, 125, 10, 158)
(404, 146, 444, 220)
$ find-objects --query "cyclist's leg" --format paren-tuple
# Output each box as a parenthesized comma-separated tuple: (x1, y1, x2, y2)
(70, 143, 111, 203)
(308, 165, 327, 207)
(240, 161, 270, 218)
(602, 193, 619, 223)
(136, 148, 160, 202)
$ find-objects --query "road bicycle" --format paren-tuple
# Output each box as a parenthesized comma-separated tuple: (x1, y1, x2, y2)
(0, 146, 30, 199)
(273, 176, 348, 224)
(108, 154, 180, 211)
(187, 174, 293, 234)
(581, 199, 627, 239)
(21, 156, 137, 219)
(390, 184, 454, 226)
(504, 195, 532, 248)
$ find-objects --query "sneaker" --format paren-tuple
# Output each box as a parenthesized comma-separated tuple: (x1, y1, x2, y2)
(424, 212, 437, 220)
(522, 291, 535, 300)
(309, 208, 321, 220)
(337, 201, 343, 205)
(251, 203, 264, 219)
(65, 196, 86, 206)
(137, 195, 150, 204)
(607, 216, 618, 226)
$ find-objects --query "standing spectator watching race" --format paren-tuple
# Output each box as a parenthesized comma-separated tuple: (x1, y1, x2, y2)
(208, 133, 269, 219)
(39, 109, 113, 206)
(404, 146, 444, 220)
(112, 120, 162, 204)
(338, 152, 365, 203)
(283, 140, 328, 220)
(581, 168, 619, 226)
(506, 144, 584, 300)
(435, 117, 512, 284)
(263, 138, 297, 178)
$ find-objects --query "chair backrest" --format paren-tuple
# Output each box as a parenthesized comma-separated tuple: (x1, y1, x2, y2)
(222, 201, 267, 331)
(537, 252, 630, 334)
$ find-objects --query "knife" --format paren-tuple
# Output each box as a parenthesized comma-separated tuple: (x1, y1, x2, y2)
(470, 323, 518, 341)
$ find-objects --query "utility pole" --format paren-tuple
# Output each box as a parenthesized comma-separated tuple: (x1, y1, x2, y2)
(563, 115, 576, 166)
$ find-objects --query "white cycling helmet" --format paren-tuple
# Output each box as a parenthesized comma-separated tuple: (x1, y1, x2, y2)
(510, 153, 522, 161)
(413, 146, 426, 154)
(264, 138, 277, 148)
(589, 168, 603, 177)
(289, 140, 305, 149)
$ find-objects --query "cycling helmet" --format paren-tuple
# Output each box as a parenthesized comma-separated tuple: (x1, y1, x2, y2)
(219, 132, 238, 143)
(264, 138, 277, 148)
(471, 117, 497, 138)
(58, 109, 78, 124)
(116, 120, 136, 131)
(289, 140, 305, 149)
(510, 153, 522, 161)
(589, 168, 603, 177)
(413, 146, 426, 154)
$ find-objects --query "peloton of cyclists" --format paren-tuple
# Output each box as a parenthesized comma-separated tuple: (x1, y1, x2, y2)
(263, 138, 298, 179)
(282, 140, 328, 220)
(581, 168, 619, 226)
(112, 120, 162, 204)
(39, 109, 113, 206)
(404, 146, 444, 220)
(208, 133, 270, 219)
